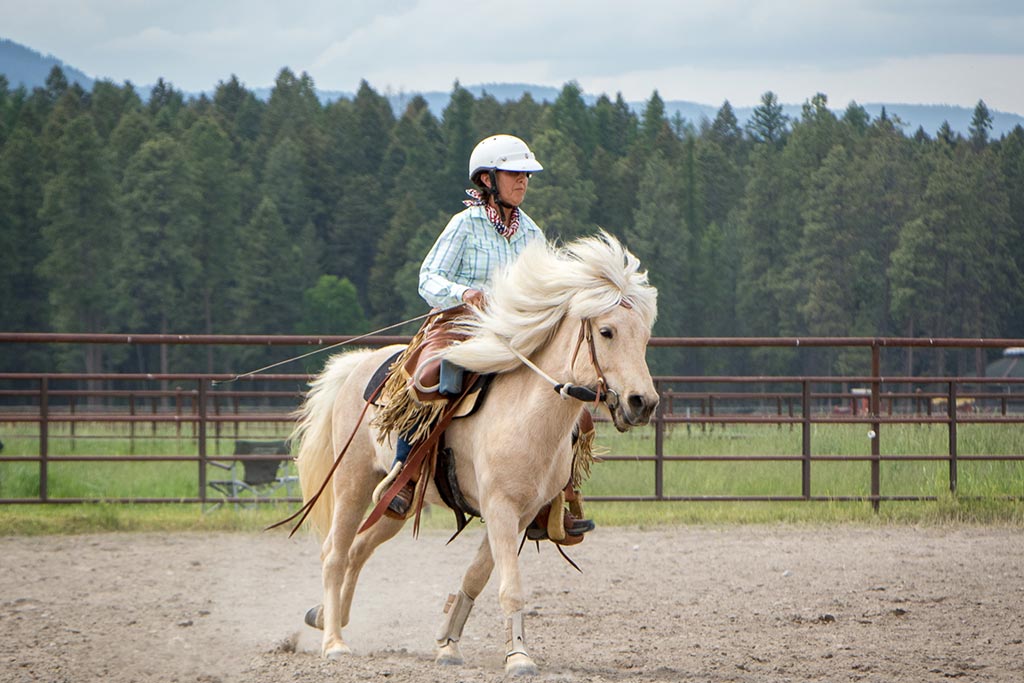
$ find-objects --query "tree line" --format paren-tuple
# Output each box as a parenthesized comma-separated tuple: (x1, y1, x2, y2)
(1, 66, 1022, 378)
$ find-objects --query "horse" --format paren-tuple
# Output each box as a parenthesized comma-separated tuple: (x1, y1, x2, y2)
(290, 231, 659, 675)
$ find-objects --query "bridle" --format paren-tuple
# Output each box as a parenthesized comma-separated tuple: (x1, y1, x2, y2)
(502, 317, 620, 412)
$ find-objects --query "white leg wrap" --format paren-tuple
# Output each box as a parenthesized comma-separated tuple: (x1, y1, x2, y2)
(435, 590, 475, 647)
(505, 610, 529, 660)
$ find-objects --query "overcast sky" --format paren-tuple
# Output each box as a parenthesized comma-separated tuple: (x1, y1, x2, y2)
(4, 0, 1024, 114)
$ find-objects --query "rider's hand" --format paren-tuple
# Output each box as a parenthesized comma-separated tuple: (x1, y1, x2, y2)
(462, 289, 486, 308)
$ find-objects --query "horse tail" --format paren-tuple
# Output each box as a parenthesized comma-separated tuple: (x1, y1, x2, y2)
(291, 349, 373, 538)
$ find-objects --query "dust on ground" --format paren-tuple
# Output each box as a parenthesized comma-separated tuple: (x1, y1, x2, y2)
(2, 524, 1022, 682)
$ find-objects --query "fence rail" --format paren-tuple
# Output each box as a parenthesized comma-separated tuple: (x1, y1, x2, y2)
(2, 333, 1023, 508)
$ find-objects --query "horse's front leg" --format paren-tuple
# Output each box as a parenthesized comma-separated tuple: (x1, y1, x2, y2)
(484, 497, 538, 676)
(435, 532, 494, 665)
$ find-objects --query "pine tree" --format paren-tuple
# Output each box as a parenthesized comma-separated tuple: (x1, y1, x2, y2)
(233, 198, 307, 337)
(441, 82, 478, 193)
(889, 146, 1017, 371)
(996, 126, 1024, 338)
(747, 91, 789, 145)
(183, 115, 244, 343)
(147, 78, 185, 132)
(526, 129, 597, 242)
(350, 80, 395, 175)
(323, 172, 384, 308)
(842, 101, 871, 136)
(550, 82, 596, 158)
(118, 134, 201, 336)
(90, 80, 142, 141)
(504, 92, 542, 141)
(625, 151, 689, 372)
(639, 90, 668, 150)
(367, 196, 431, 323)
(969, 99, 993, 150)
(471, 92, 505, 141)
(0, 126, 48, 351)
(593, 93, 637, 157)
(37, 115, 121, 372)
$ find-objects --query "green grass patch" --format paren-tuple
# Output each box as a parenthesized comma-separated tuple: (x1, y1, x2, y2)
(1, 421, 1021, 534)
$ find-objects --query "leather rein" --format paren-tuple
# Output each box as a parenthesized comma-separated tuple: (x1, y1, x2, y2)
(503, 316, 619, 412)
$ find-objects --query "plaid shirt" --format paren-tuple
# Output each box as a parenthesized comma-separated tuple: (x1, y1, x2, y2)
(418, 205, 543, 309)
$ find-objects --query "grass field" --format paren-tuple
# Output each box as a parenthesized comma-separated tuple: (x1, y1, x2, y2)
(1, 420, 1022, 534)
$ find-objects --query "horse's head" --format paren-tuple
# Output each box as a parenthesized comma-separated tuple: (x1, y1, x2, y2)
(441, 231, 659, 433)
(557, 232, 659, 432)
(570, 303, 659, 432)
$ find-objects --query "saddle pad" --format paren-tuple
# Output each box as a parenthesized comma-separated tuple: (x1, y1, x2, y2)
(363, 349, 494, 419)
(363, 349, 403, 404)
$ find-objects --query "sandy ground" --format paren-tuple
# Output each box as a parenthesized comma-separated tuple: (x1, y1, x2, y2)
(1, 523, 1022, 683)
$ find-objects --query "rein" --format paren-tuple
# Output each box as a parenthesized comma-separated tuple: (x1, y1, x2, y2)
(501, 318, 617, 410)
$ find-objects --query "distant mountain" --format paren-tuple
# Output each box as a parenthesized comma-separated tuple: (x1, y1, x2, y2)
(3, 37, 1022, 138)
(0, 38, 94, 91)
(335, 84, 1024, 138)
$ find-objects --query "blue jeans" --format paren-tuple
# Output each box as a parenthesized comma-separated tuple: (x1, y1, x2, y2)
(394, 435, 412, 465)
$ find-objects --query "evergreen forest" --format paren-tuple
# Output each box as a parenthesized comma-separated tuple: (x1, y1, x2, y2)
(1, 66, 1022, 378)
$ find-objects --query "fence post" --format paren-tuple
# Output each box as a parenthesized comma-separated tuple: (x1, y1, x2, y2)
(870, 344, 881, 512)
(948, 380, 958, 495)
(654, 379, 664, 500)
(129, 393, 136, 454)
(39, 377, 49, 502)
(198, 379, 208, 503)
(70, 395, 76, 450)
(801, 380, 811, 499)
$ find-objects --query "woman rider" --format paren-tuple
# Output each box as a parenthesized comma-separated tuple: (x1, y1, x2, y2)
(383, 134, 594, 544)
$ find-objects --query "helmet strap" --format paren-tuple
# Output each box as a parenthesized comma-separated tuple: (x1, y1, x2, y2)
(486, 169, 516, 213)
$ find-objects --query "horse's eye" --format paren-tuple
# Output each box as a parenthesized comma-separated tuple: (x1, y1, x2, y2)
(600, 327, 614, 339)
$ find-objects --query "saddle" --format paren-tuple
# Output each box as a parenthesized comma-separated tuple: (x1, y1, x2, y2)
(360, 307, 492, 535)
(364, 350, 491, 420)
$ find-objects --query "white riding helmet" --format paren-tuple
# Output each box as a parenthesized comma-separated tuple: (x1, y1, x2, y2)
(468, 134, 543, 181)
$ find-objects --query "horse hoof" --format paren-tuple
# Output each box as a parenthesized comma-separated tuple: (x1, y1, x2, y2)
(435, 642, 464, 666)
(304, 605, 324, 630)
(505, 653, 538, 677)
(324, 643, 352, 660)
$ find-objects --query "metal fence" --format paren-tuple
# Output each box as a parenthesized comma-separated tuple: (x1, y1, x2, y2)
(1, 333, 1022, 508)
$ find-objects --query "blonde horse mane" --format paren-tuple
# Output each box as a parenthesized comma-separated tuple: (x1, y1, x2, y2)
(444, 230, 658, 374)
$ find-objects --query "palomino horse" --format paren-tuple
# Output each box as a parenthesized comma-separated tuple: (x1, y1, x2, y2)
(291, 231, 658, 675)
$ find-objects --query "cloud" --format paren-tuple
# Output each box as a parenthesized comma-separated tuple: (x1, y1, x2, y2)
(2, 0, 1023, 112)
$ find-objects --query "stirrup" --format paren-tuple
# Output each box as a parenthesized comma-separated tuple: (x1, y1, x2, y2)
(372, 461, 403, 505)
(526, 510, 594, 545)
(384, 480, 416, 520)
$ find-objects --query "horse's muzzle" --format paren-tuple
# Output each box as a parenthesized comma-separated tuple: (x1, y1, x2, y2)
(609, 392, 658, 430)
(625, 393, 658, 425)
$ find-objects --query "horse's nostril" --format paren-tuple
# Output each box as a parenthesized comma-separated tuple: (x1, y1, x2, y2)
(628, 394, 647, 412)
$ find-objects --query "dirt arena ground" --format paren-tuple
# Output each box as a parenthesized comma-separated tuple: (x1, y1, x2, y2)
(2, 523, 1022, 683)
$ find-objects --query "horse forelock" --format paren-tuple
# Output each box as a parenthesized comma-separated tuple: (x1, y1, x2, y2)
(443, 231, 658, 374)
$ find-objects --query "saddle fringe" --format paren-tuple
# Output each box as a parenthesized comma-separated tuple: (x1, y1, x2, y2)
(571, 422, 601, 490)
(370, 328, 446, 446)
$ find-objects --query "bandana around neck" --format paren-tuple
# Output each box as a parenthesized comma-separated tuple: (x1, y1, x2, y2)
(463, 189, 520, 239)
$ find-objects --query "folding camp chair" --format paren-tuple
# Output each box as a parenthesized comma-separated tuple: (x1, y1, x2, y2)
(206, 440, 298, 509)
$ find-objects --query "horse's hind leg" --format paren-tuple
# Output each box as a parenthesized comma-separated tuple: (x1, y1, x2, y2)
(320, 470, 376, 659)
(305, 516, 406, 632)
(337, 515, 406, 628)
(436, 532, 494, 665)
